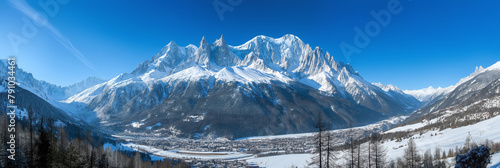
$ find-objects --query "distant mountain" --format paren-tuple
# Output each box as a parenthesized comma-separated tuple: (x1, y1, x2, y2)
(403, 86, 453, 103)
(64, 76, 108, 99)
(63, 35, 420, 139)
(403, 61, 500, 126)
(0, 60, 106, 102)
(0, 59, 106, 124)
(372, 83, 421, 109)
(403, 66, 487, 104)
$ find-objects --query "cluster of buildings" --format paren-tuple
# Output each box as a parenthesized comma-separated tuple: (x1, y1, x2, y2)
(134, 135, 315, 155)
(127, 136, 318, 167)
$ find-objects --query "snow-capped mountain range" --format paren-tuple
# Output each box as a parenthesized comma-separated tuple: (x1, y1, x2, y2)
(66, 34, 371, 103)
(60, 34, 420, 138)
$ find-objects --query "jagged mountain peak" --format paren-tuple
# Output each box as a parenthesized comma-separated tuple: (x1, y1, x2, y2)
(215, 34, 226, 46)
(167, 40, 178, 47)
(475, 65, 484, 73)
(200, 36, 208, 46)
(211, 34, 237, 67)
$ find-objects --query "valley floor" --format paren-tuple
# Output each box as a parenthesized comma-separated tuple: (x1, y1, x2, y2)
(106, 115, 500, 167)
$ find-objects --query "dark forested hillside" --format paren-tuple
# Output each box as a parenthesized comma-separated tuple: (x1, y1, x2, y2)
(0, 107, 188, 168)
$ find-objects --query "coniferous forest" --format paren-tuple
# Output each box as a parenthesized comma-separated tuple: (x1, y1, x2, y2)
(0, 107, 189, 168)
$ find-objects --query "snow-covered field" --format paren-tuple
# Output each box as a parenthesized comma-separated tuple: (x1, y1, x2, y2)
(247, 154, 312, 168)
(104, 142, 253, 161)
(154, 150, 252, 160)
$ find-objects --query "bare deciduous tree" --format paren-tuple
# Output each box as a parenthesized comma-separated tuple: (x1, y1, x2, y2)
(371, 133, 387, 168)
(310, 113, 327, 168)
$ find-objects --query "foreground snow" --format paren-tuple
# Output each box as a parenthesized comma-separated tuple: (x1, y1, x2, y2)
(385, 115, 500, 161)
(247, 154, 312, 168)
(490, 153, 500, 168)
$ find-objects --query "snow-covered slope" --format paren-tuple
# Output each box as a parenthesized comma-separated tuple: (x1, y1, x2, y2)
(384, 114, 500, 166)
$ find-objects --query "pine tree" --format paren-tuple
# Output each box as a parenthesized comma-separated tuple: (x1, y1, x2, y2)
(134, 151, 142, 168)
(388, 159, 396, 168)
(447, 148, 453, 157)
(404, 139, 421, 168)
(434, 147, 441, 160)
(464, 132, 472, 153)
(36, 118, 52, 168)
(90, 147, 97, 168)
(98, 148, 109, 168)
(396, 157, 405, 168)
(422, 149, 433, 168)
(28, 106, 34, 167)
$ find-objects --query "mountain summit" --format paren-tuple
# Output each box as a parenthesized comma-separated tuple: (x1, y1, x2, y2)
(64, 35, 420, 139)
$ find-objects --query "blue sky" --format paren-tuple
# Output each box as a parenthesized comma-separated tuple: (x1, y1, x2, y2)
(1, 0, 499, 90)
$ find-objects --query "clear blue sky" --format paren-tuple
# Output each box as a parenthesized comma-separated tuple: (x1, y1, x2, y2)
(1, 0, 499, 90)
